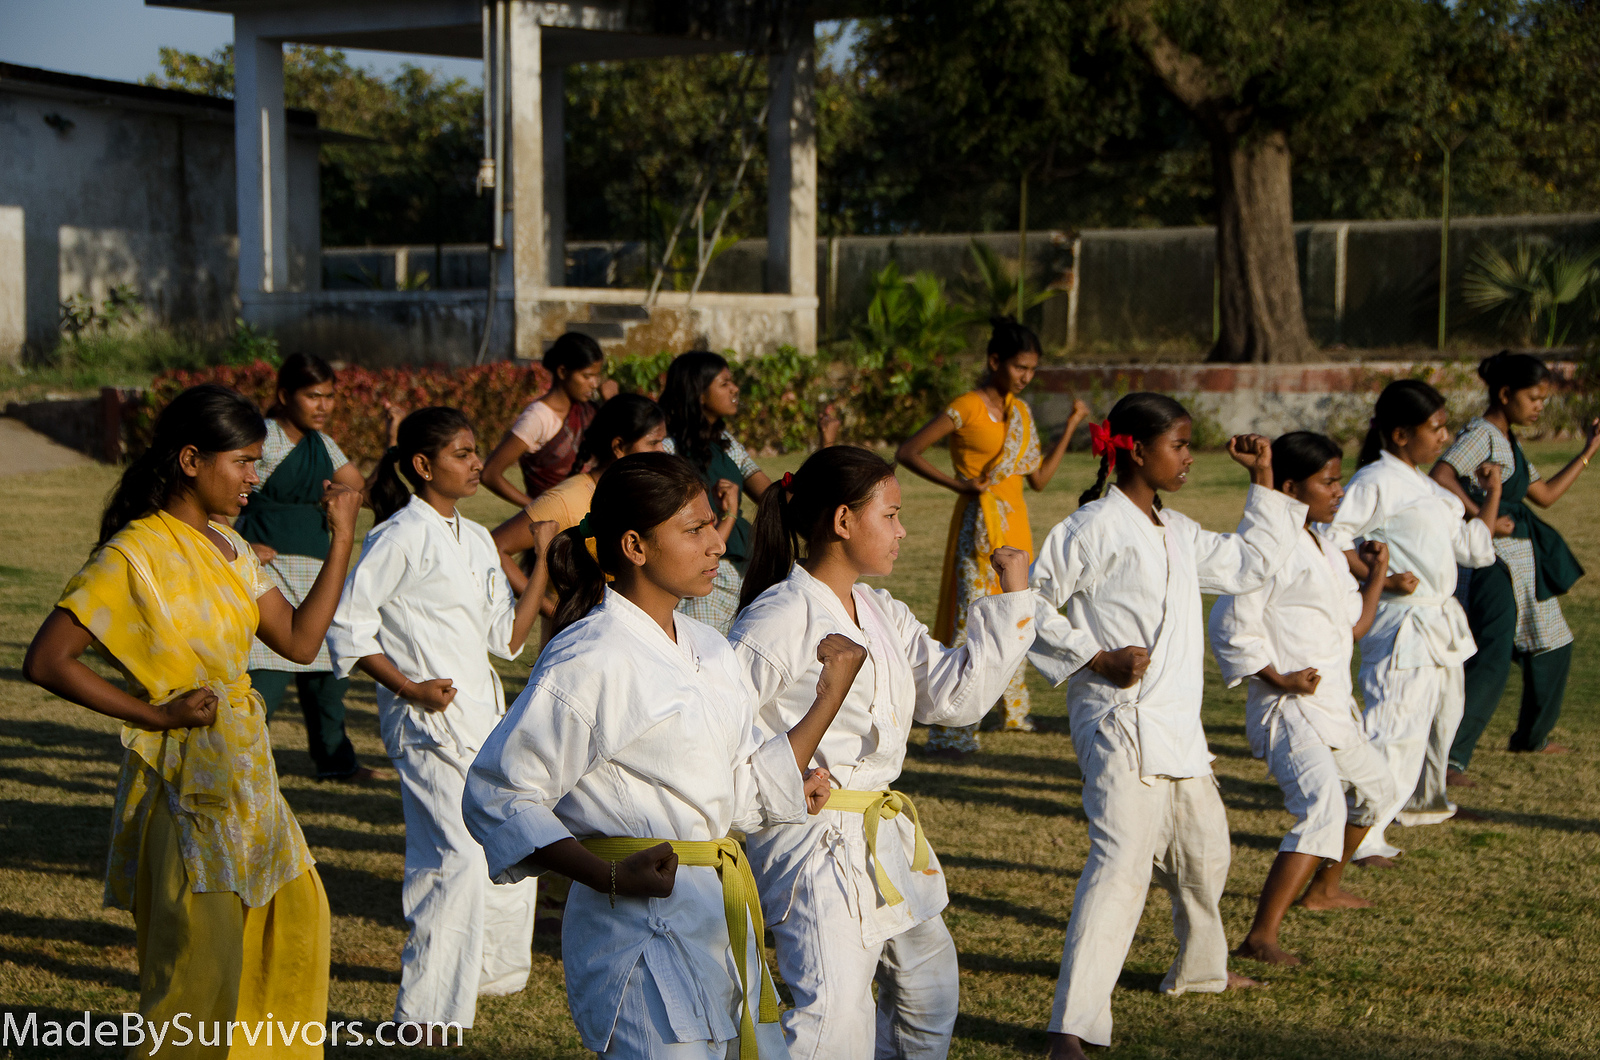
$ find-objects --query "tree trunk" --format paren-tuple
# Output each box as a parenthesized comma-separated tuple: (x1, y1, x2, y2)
(1209, 129, 1316, 363)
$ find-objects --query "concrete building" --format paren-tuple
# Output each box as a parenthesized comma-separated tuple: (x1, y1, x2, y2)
(154, 0, 851, 365)
(0, 62, 324, 364)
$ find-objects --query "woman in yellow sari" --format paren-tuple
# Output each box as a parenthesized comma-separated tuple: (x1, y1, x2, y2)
(24, 384, 362, 1059)
(898, 318, 1090, 758)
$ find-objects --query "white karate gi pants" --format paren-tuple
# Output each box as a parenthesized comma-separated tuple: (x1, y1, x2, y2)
(598, 936, 792, 1059)
(1049, 723, 1231, 1047)
(394, 741, 538, 1027)
(1263, 711, 1395, 862)
(770, 853, 960, 1060)
(1353, 656, 1463, 861)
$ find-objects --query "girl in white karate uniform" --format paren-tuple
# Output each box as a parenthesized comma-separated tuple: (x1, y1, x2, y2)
(727, 446, 1037, 1060)
(1028, 393, 1306, 1060)
(463, 452, 867, 1060)
(1208, 431, 1397, 966)
(327, 407, 549, 1033)
(1320, 381, 1501, 865)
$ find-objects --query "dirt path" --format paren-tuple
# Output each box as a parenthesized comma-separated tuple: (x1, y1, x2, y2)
(0, 416, 94, 476)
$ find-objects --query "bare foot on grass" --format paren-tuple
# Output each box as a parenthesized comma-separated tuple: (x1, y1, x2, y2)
(1046, 1032, 1089, 1060)
(1228, 969, 1266, 988)
(1445, 767, 1477, 788)
(1296, 887, 1373, 911)
(1536, 742, 1570, 755)
(1354, 854, 1397, 869)
(1232, 938, 1301, 966)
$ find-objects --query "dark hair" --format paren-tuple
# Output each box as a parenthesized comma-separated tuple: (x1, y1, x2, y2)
(987, 316, 1043, 363)
(661, 350, 731, 464)
(1479, 350, 1551, 406)
(1078, 392, 1191, 507)
(271, 352, 337, 415)
(577, 394, 665, 470)
(548, 452, 708, 636)
(542, 332, 605, 378)
(99, 384, 266, 546)
(1271, 431, 1343, 490)
(738, 446, 898, 612)
(1357, 380, 1447, 468)
(369, 407, 474, 524)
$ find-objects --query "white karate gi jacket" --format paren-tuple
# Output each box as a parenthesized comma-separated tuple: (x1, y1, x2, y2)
(728, 566, 1036, 947)
(462, 589, 808, 1053)
(1029, 484, 1307, 779)
(1317, 452, 1495, 671)
(327, 495, 520, 758)
(1209, 528, 1368, 757)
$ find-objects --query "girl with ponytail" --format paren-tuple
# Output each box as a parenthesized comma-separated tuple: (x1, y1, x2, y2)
(24, 384, 364, 1050)
(1430, 352, 1598, 779)
(327, 407, 551, 1033)
(464, 451, 870, 1059)
(1031, 393, 1306, 1060)
(897, 316, 1091, 756)
(1320, 379, 1501, 867)
(726, 446, 1037, 1059)
(1209, 431, 1398, 966)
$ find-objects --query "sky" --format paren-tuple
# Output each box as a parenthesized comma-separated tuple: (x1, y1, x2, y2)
(0, 0, 485, 85)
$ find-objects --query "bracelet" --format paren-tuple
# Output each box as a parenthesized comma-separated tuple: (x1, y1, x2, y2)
(608, 861, 617, 908)
(396, 678, 413, 699)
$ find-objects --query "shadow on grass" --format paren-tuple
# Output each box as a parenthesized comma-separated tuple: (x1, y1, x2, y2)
(946, 890, 1071, 931)
(315, 863, 406, 929)
(0, 800, 112, 872)
(940, 853, 1078, 876)
(0, 945, 137, 993)
(0, 716, 123, 761)
(0, 911, 134, 949)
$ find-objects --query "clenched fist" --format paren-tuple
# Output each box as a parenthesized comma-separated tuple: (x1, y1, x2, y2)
(989, 546, 1031, 593)
(814, 633, 868, 705)
(1089, 645, 1151, 689)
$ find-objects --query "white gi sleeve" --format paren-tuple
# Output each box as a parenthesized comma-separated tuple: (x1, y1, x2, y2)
(1026, 518, 1106, 687)
(871, 588, 1035, 727)
(484, 558, 523, 662)
(1452, 510, 1497, 569)
(463, 680, 598, 882)
(1207, 587, 1275, 689)
(1318, 476, 1382, 553)
(326, 525, 410, 679)
(1190, 485, 1308, 595)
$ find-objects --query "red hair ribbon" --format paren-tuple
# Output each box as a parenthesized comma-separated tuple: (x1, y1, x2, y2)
(780, 471, 795, 490)
(1088, 419, 1135, 459)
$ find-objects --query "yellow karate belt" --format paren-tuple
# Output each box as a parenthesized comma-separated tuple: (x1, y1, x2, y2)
(580, 836, 777, 1060)
(824, 788, 931, 906)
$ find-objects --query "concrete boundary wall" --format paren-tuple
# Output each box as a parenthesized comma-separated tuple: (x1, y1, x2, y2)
(1025, 361, 1583, 441)
(327, 212, 1599, 354)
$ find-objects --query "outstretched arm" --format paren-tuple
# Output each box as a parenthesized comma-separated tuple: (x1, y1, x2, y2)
(1525, 419, 1600, 508)
(1028, 399, 1091, 491)
(897, 412, 986, 496)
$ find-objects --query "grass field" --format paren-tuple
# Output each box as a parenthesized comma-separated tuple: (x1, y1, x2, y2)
(1, 442, 1597, 1059)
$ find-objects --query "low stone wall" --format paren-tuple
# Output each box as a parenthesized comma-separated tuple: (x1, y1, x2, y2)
(1027, 361, 1586, 444)
(5, 387, 141, 461)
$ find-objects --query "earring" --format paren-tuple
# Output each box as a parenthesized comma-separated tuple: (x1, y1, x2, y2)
(423, 474, 432, 481)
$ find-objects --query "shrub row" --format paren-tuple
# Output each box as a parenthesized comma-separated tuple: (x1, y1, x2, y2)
(134, 348, 972, 462)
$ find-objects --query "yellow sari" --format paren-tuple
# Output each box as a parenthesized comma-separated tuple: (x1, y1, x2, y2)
(926, 391, 1040, 754)
(59, 511, 328, 1058)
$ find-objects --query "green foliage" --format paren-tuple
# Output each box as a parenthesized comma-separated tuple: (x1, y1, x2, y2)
(845, 263, 974, 439)
(1462, 237, 1600, 347)
(606, 350, 676, 398)
(146, 45, 489, 248)
(224, 319, 282, 367)
(954, 239, 1060, 322)
(58, 284, 144, 338)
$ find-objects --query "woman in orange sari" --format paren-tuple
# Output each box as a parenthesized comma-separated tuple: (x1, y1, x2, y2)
(898, 318, 1090, 758)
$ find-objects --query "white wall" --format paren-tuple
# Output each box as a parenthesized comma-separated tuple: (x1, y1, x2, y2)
(0, 205, 22, 364)
(0, 87, 320, 355)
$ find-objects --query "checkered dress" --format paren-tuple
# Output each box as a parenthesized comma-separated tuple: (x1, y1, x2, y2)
(1440, 417, 1572, 654)
(247, 420, 350, 672)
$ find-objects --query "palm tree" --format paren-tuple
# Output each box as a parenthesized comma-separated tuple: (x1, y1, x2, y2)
(1462, 238, 1600, 348)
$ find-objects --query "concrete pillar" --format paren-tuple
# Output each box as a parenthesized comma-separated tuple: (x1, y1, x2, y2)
(509, 4, 546, 358)
(0, 206, 22, 365)
(543, 61, 565, 287)
(233, 22, 288, 294)
(767, 34, 817, 351)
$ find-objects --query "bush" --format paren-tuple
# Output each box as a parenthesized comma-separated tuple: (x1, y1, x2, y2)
(133, 360, 552, 463)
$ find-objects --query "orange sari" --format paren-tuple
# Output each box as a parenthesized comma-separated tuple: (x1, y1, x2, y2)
(926, 391, 1040, 753)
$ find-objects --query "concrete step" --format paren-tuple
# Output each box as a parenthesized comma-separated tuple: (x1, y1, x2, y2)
(567, 320, 628, 340)
(591, 304, 651, 322)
